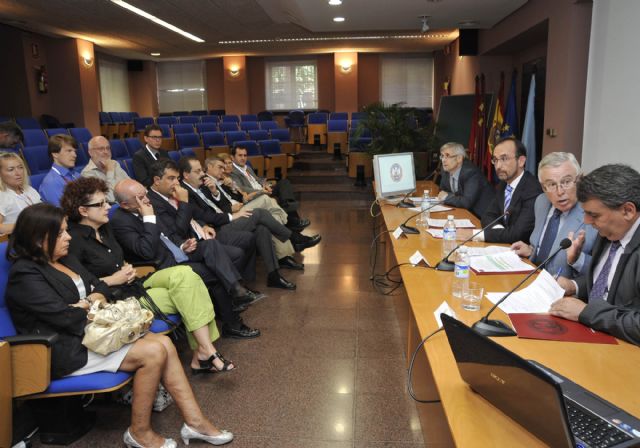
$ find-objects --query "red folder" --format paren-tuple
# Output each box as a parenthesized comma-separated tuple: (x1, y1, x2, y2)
(508, 313, 618, 344)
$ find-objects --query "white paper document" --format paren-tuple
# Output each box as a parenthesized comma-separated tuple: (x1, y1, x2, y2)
(465, 245, 512, 257)
(408, 205, 453, 213)
(470, 251, 535, 273)
(409, 196, 438, 203)
(434, 301, 457, 328)
(427, 229, 479, 239)
(427, 218, 475, 228)
(485, 269, 566, 314)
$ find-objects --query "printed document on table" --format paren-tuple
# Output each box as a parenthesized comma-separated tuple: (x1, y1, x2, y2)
(485, 269, 566, 314)
(465, 245, 512, 257)
(427, 218, 475, 228)
(470, 251, 535, 274)
(427, 229, 478, 239)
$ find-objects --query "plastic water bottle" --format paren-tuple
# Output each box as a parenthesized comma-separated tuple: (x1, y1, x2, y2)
(419, 189, 430, 227)
(442, 215, 457, 258)
(452, 246, 470, 299)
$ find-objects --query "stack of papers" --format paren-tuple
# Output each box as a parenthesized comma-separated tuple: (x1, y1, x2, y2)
(427, 229, 479, 239)
(485, 269, 565, 314)
(408, 205, 453, 213)
(427, 218, 475, 228)
(469, 251, 535, 274)
(465, 245, 512, 257)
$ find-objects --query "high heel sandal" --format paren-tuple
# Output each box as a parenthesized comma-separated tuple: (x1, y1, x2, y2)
(123, 428, 177, 448)
(180, 423, 233, 446)
(191, 352, 235, 375)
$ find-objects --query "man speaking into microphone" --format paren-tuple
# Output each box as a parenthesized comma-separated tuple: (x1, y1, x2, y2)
(550, 164, 640, 346)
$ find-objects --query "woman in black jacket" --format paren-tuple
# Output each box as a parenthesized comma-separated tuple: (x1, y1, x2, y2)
(6, 204, 233, 447)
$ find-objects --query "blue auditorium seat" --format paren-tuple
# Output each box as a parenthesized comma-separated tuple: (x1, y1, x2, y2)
(180, 148, 197, 158)
(270, 128, 291, 143)
(29, 173, 46, 191)
(330, 112, 348, 120)
(23, 146, 52, 174)
(190, 110, 207, 116)
(133, 117, 154, 133)
(200, 115, 219, 124)
(157, 116, 177, 126)
(45, 128, 69, 138)
(15, 117, 40, 129)
(218, 122, 239, 133)
(240, 122, 259, 132)
(259, 121, 278, 131)
(233, 140, 260, 156)
(118, 158, 134, 177)
(221, 115, 240, 123)
(23, 129, 48, 147)
(69, 128, 92, 145)
(175, 133, 201, 150)
(351, 112, 367, 121)
(195, 123, 217, 134)
(167, 151, 180, 162)
(179, 116, 199, 125)
(257, 111, 273, 122)
(248, 130, 269, 142)
(225, 131, 248, 148)
(124, 138, 143, 158)
(201, 132, 227, 149)
(108, 139, 129, 161)
(241, 114, 258, 122)
(172, 124, 195, 135)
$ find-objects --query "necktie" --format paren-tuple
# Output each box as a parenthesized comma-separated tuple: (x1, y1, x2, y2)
(535, 209, 562, 263)
(159, 233, 189, 263)
(450, 175, 457, 193)
(589, 241, 621, 302)
(504, 184, 513, 212)
(62, 171, 77, 184)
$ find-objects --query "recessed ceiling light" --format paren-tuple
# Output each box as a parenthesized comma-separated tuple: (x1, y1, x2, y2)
(333, 17, 345, 22)
(110, 0, 205, 43)
(150, 52, 161, 56)
(328, 0, 342, 5)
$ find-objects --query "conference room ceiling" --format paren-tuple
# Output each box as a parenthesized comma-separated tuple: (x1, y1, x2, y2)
(0, 0, 528, 60)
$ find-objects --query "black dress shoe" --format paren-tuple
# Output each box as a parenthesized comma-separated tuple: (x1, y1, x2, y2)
(235, 290, 267, 307)
(232, 303, 249, 313)
(278, 256, 304, 270)
(288, 218, 310, 231)
(293, 234, 321, 252)
(221, 323, 261, 339)
(267, 272, 296, 290)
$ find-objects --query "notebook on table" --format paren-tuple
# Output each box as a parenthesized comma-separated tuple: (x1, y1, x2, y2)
(441, 314, 640, 448)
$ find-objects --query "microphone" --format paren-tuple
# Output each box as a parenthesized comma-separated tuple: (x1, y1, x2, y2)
(396, 189, 416, 209)
(435, 210, 511, 271)
(471, 238, 572, 337)
(399, 200, 445, 235)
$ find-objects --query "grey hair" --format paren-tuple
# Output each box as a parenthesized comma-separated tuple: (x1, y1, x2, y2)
(537, 152, 581, 181)
(439, 142, 466, 158)
(577, 164, 640, 209)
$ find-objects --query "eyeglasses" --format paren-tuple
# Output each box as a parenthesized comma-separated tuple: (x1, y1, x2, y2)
(542, 177, 576, 192)
(491, 155, 517, 165)
(439, 153, 460, 160)
(146, 135, 162, 140)
(91, 146, 111, 152)
(82, 200, 109, 208)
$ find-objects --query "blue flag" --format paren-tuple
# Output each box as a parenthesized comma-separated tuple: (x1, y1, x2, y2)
(522, 74, 536, 174)
(502, 72, 519, 139)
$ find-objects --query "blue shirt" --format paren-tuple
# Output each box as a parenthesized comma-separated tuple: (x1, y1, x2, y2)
(39, 163, 80, 206)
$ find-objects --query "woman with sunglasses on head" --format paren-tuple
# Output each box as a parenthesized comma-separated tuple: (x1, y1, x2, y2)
(0, 151, 41, 234)
(6, 203, 234, 447)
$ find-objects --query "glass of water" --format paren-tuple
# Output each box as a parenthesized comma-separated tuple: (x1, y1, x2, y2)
(462, 282, 484, 311)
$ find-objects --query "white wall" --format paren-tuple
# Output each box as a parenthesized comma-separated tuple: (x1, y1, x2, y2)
(582, 0, 640, 172)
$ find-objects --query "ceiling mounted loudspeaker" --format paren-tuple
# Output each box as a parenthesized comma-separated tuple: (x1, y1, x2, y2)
(419, 15, 430, 33)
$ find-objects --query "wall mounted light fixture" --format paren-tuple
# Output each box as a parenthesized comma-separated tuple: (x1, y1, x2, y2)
(340, 61, 352, 73)
(229, 65, 240, 77)
(81, 52, 94, 68)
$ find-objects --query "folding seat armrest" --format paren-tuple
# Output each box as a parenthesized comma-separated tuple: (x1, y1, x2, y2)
(3, 333, 58, 347)
(129, 260, 159, 278)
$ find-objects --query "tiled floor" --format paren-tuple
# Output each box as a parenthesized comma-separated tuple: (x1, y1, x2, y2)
(34, 200, 425, 447)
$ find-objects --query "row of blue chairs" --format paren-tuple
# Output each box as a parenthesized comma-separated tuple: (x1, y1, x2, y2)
(98, 111, 139, 125)
(150, 120, 282, 134)
(174, 129, 291, 152)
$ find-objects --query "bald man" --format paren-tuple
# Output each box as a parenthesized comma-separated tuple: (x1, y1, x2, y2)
(81, 135, 130, 203)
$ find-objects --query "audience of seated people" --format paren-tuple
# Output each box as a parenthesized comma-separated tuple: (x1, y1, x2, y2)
(133, 124, 170, 187)
(39, 134, 82, 206)
(0, 151, 41, 234)
(60, 177, 234, 374)
(6, 203, 234, 447)
(81, 135, 130, 203)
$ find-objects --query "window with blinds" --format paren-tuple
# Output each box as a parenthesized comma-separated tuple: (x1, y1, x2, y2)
(380, 55, 433, 108)
(265, 60, 318, 110)
(98, 56, 130, 112)
(157, 61, 207, 113)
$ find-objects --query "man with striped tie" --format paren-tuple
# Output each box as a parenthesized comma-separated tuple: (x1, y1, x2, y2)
(39, 134, 81, 206)
(551, 164, 640, 346)
(475, 137, 542, 244)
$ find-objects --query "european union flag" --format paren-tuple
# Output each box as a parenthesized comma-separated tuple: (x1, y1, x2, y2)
(502, 71, 519, 139)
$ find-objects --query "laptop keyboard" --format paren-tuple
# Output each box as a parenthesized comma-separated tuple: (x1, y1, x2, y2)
(565, 398, 633, 447)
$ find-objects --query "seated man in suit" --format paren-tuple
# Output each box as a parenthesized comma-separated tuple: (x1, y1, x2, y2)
(81, 135, 130, 203)
(0, 121, 23, 148)
(133, 124, 170, 187)
(39, 134, 81, 206)
(230, 146, 310, 231)
(112, 178, 261, 339)
(511, 152, 597, 278)
(178, 156, 300, 289)
(436, 142, 493, 218)
(550, 164, 640, 346)
(473, 137, 542, 244)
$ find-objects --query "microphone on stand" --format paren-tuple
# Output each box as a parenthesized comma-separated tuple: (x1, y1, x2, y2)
(396, 189, 416, 209)
(471, 238, 572, 337)
(434, 210, 511, 271)
(399, 201, 445, 235)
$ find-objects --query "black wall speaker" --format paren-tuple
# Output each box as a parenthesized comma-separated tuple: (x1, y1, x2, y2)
(127, 60, 144, 71)
(459, 29, 479, 56)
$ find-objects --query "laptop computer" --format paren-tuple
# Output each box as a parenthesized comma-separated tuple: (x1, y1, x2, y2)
(440, 314, 640, 448)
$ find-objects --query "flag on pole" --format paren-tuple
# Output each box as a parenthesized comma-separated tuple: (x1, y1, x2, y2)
(486, 72, 505, 181)
(502, 70, 519, 139)
(468, 75, 480, 161)
(522, 73, 536, 174)
(476, 74, 487, 165)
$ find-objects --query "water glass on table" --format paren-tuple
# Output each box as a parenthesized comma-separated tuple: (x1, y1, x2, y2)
(417, 189, 430, 227)
(462, 282, 484, 311)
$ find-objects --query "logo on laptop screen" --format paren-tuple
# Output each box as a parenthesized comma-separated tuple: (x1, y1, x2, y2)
(390, 163, 403, 182)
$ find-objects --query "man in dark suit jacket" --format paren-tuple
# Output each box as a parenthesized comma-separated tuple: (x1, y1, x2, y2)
(476, 137, 542, 244)
(178, 156, 300, 289)
(112, 178, 261, 339)
(550, 164, 640, 346)
(132, 124, 170, 187)
(437, 142, 493, 218)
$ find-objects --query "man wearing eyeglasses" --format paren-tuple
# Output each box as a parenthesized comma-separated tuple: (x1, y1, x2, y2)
(132, 124, 170, 187)
(436, 142, 493, 218)
(475, 137, 542, 243)
(511, 152, 597, 278)
(81, 136, 130, 203)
